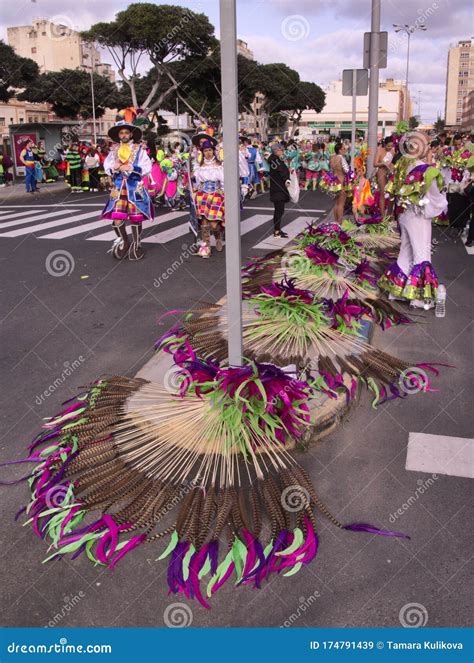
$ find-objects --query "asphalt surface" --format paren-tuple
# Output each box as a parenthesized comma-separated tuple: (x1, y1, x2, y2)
(0, 188, 472, 629)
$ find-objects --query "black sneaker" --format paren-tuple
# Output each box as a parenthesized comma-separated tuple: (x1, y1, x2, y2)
(466, 240, 473, 247)
(273, 231, 288, 238)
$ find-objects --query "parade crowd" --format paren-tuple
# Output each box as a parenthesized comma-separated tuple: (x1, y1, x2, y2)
(12, 112, 474, 305)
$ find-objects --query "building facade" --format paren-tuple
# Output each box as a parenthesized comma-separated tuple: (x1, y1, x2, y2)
(445, 39, 474, 127)
(0, 99, 52, 151)
(299, 79, 408, 139)
(461, 89, 474, 134)
(7, 18, 115, 82)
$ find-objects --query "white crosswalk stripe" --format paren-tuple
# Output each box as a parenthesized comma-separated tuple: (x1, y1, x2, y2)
(0, 205, 311, 249)
(0, 209, 48, 222)
(0, 210, 80, 229)
(87, 211, 187, 242)
(253, 216, 318, 250)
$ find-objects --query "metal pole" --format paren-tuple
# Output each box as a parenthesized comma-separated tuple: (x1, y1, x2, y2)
(219, 0, 243, 366)
(367, 0, 381, 176)
(90, 51, 97, 144)
(404, 32, 411, 120)
(351, 69, 357, 170)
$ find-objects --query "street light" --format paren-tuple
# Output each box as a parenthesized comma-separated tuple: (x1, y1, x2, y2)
(82, 49, 98, 145)
(393, 23, 427, 120)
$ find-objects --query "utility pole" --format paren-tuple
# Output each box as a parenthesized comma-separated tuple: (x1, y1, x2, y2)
(367, 0, 381, 176)
(393, 24, 427, 120)
(88, 49, 97, 144)
(219, 0, 243, 366)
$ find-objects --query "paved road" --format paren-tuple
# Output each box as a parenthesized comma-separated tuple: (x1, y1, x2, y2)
(0, 189, 471, 629)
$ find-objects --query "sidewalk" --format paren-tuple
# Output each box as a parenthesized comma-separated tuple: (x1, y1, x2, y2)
(0, 180, 67, 203)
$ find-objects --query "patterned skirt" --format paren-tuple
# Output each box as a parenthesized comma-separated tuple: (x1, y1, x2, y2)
(194, 190, 225, 224)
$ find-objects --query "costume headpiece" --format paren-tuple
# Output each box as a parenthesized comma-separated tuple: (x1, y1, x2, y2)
(191, 121, 218, 148)
(108, 108, 149, 143)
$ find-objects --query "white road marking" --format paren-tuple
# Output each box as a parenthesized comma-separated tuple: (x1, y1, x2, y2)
(0, 209, 48, 222)
(0, 203, 105, 208)
(40, 219, 110, 239)
(406, 432, 474, 479)
(144, 213, 272, 244)
(87, 211, 187, 242)
(244, 206, 326, 213)
(253, 216, 318, 250)
(0, 210, 99, 237)
(0, 210, 79, 229)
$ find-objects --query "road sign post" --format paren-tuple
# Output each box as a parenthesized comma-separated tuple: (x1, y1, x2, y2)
(342, 69, 368, 170)
(219, 0, 243, 366)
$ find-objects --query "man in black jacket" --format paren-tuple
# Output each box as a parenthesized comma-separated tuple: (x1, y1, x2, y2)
(268, 144, 290, 238)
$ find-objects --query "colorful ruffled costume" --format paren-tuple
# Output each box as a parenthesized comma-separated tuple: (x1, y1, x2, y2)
(379, 160, 446, 306)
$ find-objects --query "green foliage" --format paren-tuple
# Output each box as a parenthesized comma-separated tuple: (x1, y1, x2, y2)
(0, 40, 39, 102)
(82, 3, 216, 114)
(18, 69, 120, 118)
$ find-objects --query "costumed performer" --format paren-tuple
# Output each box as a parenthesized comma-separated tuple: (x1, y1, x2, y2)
(102, 108, 153, 261)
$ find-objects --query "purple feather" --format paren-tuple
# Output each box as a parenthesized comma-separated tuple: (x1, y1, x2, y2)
(344, 522, 410, 539)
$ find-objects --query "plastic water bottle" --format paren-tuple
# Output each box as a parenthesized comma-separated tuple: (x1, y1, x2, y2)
(435, 284, 446, 318)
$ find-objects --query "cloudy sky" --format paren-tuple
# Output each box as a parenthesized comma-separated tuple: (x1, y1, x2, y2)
(1, 0, 472, 122)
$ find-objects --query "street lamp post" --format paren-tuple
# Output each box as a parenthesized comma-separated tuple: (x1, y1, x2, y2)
(90, 51, 97, 145)
(393, 24, 427, 120)
(83, 48, 98, 144)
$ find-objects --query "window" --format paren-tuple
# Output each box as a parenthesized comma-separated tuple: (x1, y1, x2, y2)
(31, 47, 37, 54)
(19, 118, 24, 123)
(28, 117, 33, 123)
(42, 31, 47, 36)
(34, 116, 38, 123)
(0, 118, 5, 126)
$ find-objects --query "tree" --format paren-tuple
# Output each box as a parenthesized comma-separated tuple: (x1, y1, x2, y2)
(0, 40, 39, 102)
(280, 81, 325, 138)
(82, 3, 217, 116)
(409, 115, 419, 130)
(18, 69, 120, 118)
(433, 117, 445, 133)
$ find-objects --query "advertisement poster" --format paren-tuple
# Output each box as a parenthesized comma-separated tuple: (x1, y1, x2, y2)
(12, 132, 38, 176)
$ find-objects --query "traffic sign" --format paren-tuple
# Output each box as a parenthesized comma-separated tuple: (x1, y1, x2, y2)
(363, 31, 388, 68)
(342, 69, 369, 96)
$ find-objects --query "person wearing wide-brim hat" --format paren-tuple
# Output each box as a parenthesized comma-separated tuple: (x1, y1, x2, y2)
(191, 131, 225, 258)
(101, 108, 153, 261)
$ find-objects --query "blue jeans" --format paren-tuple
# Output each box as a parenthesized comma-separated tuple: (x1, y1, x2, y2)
(25, 166, 36, 192)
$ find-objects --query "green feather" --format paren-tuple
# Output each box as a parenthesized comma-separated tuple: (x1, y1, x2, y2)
(156, 530, 179, 560)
